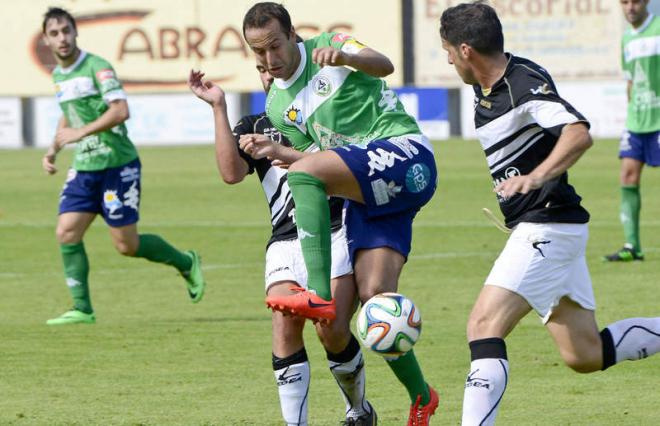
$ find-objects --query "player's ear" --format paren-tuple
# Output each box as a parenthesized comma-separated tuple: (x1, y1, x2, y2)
(289, 25, 297, 42)
(459, 43, 471, 59)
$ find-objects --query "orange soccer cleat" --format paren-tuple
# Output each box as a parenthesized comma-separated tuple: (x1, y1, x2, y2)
(407, 385, 439, 426)
(265, 286, 336, 323)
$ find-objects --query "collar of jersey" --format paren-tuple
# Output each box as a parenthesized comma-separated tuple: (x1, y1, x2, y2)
(478, 53, 513, 95)
(630, 13, 654, 35)
(55, 50, 88, 75)
(274, 42, 306, 90)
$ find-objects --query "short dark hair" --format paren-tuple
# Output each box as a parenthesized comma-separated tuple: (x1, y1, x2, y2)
(42, 7, 77, 34)
(440, 2, 503, 55)
(242, 2, 292, 39)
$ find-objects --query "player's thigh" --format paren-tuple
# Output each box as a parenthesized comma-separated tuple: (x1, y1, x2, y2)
(288, 150, 363, 202)
(56, 212, 97, 243)
(467, 285, 532, 341)
(545, 297, 602, 372)
(108, 223, 140, 256)
(354, 247, 405, 302)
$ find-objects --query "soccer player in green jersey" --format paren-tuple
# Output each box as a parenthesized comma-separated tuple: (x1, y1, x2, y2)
(241, 3, 439, 424)
(604, 0, 660, 262)
(41, 7, 205, 325)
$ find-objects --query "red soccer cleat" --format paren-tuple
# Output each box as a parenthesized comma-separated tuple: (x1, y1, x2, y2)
(407, 385, 439, 426)
(265, 286, 336, 323)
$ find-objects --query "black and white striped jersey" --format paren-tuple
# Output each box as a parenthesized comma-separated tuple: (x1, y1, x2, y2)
(233, 113, 343, 247)
(473, 54, 590, 227)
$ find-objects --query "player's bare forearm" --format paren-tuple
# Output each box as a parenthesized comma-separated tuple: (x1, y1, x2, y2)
(56, 100, 129, 147)
(212, 105, 249, 184)
(529, 123, 593, 183)
(346, 48, 394, 78)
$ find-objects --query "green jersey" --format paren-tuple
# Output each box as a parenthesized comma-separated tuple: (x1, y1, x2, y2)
(52, 51, 138, 171)
(622, 14, 660, 133)
(265, 33, 421, 152)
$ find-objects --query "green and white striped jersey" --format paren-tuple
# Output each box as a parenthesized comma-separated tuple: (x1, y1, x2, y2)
(622, 14, 660, 133)
(52, 51, 138, 171)
(265, 33, 421, 152)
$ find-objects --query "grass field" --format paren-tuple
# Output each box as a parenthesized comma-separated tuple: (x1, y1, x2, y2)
(1, 139, 658, 425)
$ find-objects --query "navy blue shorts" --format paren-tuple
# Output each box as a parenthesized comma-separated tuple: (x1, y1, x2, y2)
(59, 158, 141, 227)
(331, 137, 437, 262)
(619, 130, 660, 166)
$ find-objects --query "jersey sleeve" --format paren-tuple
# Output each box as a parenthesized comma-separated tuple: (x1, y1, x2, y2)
(326, 32, 368, 55)
(232, 116, 256, 174)
(91, 57, 127, 104)
(516, 69, 589, 137)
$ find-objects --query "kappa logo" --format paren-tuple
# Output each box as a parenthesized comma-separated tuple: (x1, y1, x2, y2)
(312, 75, 332, 96)
(123, 181, 140, 211)
(297, 227, 314, 240)
(367, 148, 406, 177)
(530, 83, 554, 95)
(66, 278, 82, 288)
(378, 81, 397, 112)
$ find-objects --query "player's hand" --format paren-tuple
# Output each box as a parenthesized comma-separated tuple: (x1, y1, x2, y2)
(312, 47, 349, 67)
(188, 69, 226, 109)
(55, 127, 84, 147)
(42, 146, 58, 175)
(494, 174, 544, 200)
(239, 134, 280, 160)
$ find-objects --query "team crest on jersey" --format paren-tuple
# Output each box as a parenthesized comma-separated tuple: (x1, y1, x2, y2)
(312, 75, 332, 96)
(285, 106, 303, 125)
(530, 83, 554, 95)
(332, 33, 351, 43)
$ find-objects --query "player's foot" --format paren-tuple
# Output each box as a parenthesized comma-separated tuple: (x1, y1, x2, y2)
(407, 384, 439, 426)
(603, 245, 644, 262)
(265, 286, 336, 323)
(184, 250, 206, 303)
(342, 402, 378, 425)
(46, 309, 96, 325)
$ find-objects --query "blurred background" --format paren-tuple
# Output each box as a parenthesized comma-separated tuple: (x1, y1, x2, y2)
(2, 0, 659, 149)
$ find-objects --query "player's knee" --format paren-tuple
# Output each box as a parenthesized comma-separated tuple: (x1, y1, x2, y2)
(316, 321, 350, 353)
(560, 347, 601, 374)
(114, 240, 137, 256)
(466, 313, 495, 341)
(55, 226, 78, 244)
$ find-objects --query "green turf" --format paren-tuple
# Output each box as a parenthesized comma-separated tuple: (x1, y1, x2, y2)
(0, 140, 658, 425)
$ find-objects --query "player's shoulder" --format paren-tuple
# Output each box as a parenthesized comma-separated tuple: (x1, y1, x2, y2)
(83, 51, 115, 70)
(506, 55, 558, 103)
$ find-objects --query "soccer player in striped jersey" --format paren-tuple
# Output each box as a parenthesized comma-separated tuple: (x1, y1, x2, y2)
(188, 62, 376, 425)
(41, 7, 205, 325)
(604, 0, 660, 262)
(239, 3, 439, 424)
(439, 3, 660, 425)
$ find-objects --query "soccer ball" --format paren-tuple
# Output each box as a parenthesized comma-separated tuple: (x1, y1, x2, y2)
(356, 292, 421, 357)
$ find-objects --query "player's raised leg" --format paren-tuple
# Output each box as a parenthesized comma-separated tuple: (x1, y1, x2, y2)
(355, 247, 438, 425)
(109, 223, 205, 302)
(461, 286, 531, 426)
(269, 150, 363, 321)
(546, 297, 660, 373)
(47, 211, 97, 325)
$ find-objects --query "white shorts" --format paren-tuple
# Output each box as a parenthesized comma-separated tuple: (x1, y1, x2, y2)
(485, 222, 596, 323)
(264, 226, 353, 291)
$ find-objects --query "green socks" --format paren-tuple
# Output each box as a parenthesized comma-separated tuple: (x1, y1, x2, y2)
(135, 234, 192, 273)
(287, 172, 332, 301)
(60, 242, 92, 314)
(386, 350, 430, 405)
(620, 185, 641, 252)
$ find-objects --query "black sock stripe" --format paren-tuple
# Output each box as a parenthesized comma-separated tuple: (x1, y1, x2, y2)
(297, 378, 310, 425)
(600, 328, 616, 370)
(479, 359, 508, 426)
(469, 338, 508, 361)
(615, 325, 660, 348)
(327, 334, 361, 363)
(272, 348, 308, 370)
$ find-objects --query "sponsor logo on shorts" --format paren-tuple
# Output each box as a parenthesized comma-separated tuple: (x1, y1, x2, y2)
(405, 163, 430, 193)
(371, 178, 402, 206)
(119, 166, 140, 182)
(531, 239, 551, 257)
(388, 137, 419, 159)
(267, 266, 290, 278)
(103, 190, 123, 219)
(367, 147, 406, 177)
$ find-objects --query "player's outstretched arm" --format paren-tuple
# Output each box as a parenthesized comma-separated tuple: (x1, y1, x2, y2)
(55, 100, 129, 149)
(188, 69, 248, 184)
(495, 123, 592, 199)
(312, 46, 394, 78)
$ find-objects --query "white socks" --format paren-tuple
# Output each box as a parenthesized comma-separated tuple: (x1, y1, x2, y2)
(327, 336, 369, 419)
(273, 349, 310, 426)
(462, 338, 509, 426)
(602, 317, 660, 368)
